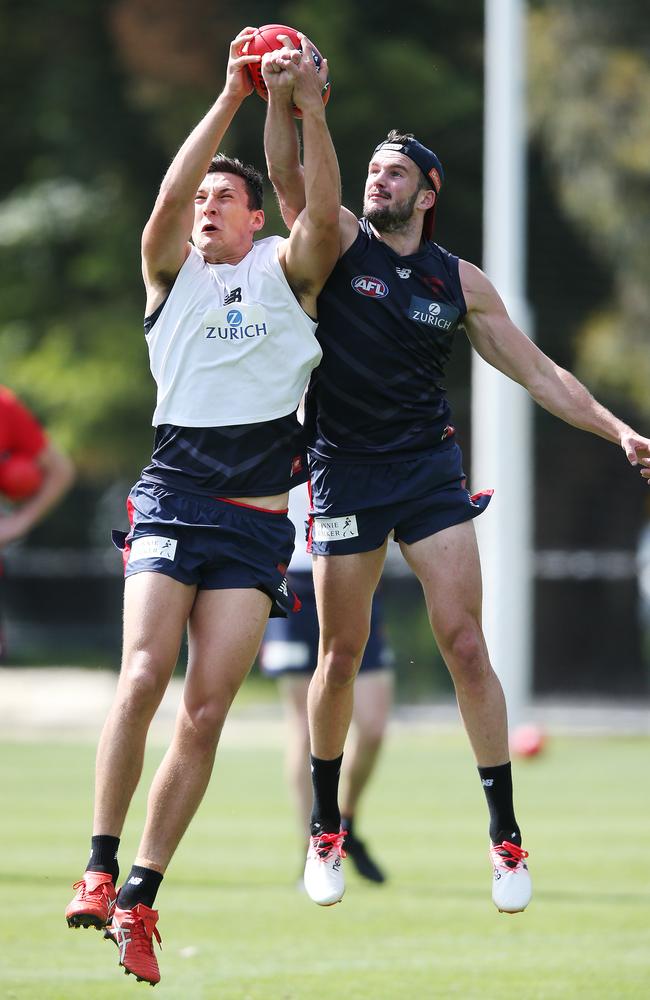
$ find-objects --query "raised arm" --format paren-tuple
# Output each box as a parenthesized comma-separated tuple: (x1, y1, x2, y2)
(141, 28, 261, 314)
(460, 259, 650, 480)
(263, 40, 305, 231)
(263, 38, 341, 317)
(263, 35, 358, 250)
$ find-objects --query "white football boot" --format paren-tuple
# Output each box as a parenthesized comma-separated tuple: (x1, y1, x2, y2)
(303, 831, 346, 906)
(490, 840, 532, 913)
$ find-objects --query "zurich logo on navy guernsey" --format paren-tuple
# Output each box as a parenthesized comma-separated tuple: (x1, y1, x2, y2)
(351, 275, 389, 298)
(408, 295, 459, 330)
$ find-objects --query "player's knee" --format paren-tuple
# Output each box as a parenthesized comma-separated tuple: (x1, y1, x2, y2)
(320, 647, 360, 689)
(181, 697, 227, 749)
(118, 654, 169, 713)
(442, 624, 489, 686)
(356, 724, 385, 752)
(353, 707, 388, 745)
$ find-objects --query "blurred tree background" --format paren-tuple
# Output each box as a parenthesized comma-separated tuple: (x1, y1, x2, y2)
(1, 1, 648, 696)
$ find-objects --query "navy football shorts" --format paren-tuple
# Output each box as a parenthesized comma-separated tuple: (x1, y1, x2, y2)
(111, 480, 299, 617)
(259, 571, 394, 677)
(307, 443, 492, 556)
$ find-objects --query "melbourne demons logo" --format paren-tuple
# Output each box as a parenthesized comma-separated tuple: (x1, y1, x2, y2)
(351, 275, 389, 298)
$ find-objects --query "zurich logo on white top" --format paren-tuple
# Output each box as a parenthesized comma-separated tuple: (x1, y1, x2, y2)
(227, 309, 243, 325)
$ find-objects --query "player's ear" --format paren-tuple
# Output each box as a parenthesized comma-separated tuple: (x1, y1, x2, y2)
(251, 209, 265, 232)
(419, 188, 436, 211)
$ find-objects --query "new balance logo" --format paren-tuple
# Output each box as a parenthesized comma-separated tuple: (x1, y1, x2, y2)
(396, 267, 411, 278)
(482, 778, 494, 787)
(224, 287, 242, 304)
(127, 876, 143, 886)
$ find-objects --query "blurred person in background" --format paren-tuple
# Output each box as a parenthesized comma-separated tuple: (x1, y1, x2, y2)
(266, 98, 650, 913)
(65, 29, 339, 987)
(0, 385, 75, 660)
(259, 480, 394, 885)
(637, 494, 650, 671)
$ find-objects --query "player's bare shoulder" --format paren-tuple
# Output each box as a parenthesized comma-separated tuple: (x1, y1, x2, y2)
(142, 241, 192, 317)
(459, 259, 490, 306)
(339, 206, 361, 254)
(459, 258, 506, 318)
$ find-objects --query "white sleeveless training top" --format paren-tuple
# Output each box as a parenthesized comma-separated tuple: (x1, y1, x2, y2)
(147, 237, 321, 428)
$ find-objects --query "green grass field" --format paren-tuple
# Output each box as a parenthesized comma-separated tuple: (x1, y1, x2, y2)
(1, 724, 648, 999)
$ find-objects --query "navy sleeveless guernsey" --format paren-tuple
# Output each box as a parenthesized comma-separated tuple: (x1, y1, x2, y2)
(304, 218, 467, 463)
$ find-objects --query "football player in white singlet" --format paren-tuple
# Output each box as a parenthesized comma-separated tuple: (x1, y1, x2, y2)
(66, 29, 340, 985)
(266, 85, 650, 913)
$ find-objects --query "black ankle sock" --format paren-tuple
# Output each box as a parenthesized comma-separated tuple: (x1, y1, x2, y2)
(477, 762, 521, 846)
(341, 815, 354, 837)
(87, 835, 120, 884)
(309, 753, 343, 835)
(117, 865, 163, 910)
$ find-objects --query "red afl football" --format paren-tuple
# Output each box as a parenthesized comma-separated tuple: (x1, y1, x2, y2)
(510, 724, 547, 758)
(0, 453, 43, 501)
(244, 24, 330, 118)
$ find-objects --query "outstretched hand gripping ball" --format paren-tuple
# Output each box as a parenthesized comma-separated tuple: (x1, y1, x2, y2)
(244, 24, 330, 118)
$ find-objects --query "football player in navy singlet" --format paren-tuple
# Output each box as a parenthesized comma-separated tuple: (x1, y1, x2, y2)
(266, 85, 650, 912)
(65, 30, 341, 983)
(258, 480, 394, 886)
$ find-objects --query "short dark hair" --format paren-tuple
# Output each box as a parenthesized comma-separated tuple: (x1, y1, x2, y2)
(383, 130, 430, 192)
(385, 129, 415, 144)
(208, 155, 264, 210)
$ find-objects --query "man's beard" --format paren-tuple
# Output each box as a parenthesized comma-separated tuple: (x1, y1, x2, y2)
(364, 189, 419, 233)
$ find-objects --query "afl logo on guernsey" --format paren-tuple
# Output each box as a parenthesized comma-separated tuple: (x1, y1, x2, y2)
(351, 275, 389, 298)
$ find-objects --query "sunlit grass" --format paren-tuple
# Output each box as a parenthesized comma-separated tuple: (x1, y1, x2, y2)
(1, 727, 648, 999)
